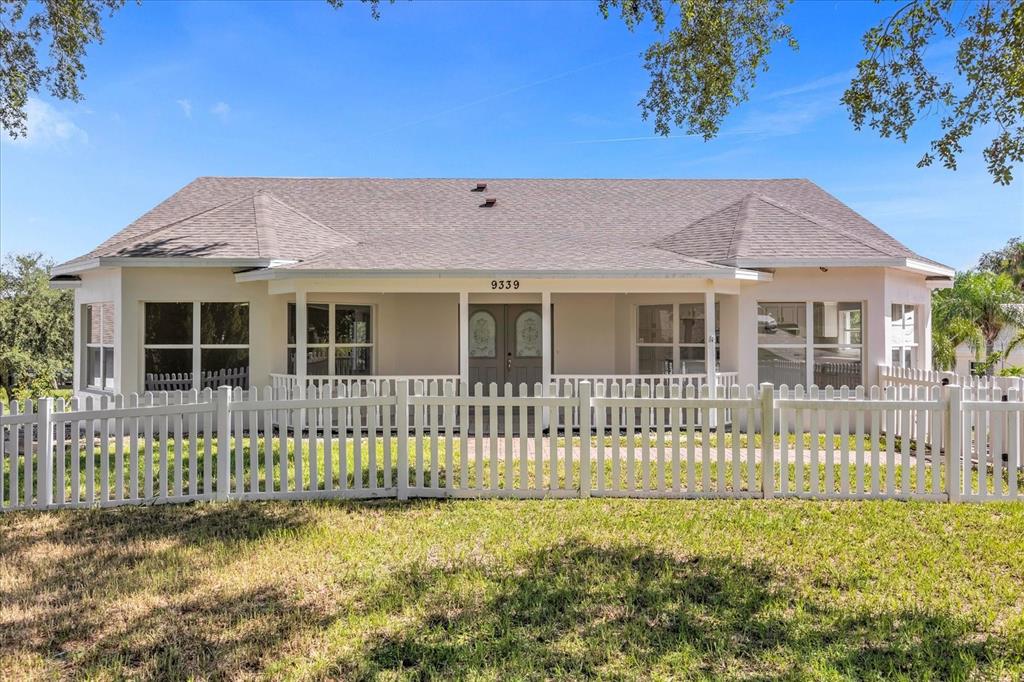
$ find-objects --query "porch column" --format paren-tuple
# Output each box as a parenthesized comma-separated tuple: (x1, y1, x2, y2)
(458, 291, 469, 387)
(542, 290, 552, 429)
(705, 288, 717, 429)
(704, 289, 717, 392)
(542, 290, 552, 387)
(295, 288, 307, 392)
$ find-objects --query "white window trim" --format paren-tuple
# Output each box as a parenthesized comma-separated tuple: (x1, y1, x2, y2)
(287, 302, 376, 376)
(890, 303, 918, 368)
(757, 300, 866, 387)
(633, 302, 718, 375)
(83, 302, 115, 391)
(143, 301, 251, 390)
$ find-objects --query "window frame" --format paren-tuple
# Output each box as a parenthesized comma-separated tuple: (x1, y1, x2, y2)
(83, 302, 115, 391)
(757, 300, 866, 388)
(143, 301, 250, 390)
(634, 302, 719, 375)
(890, 303, 918, 369)
(287, 302, 377, 376)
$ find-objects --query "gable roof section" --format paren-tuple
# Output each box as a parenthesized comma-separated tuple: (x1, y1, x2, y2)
(55, 177, 952, 277)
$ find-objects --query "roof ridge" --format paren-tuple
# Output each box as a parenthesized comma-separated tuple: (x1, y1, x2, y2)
(252, 193, 277, 258)
(752, 194, 901, 258)
(97, 193, 258, 254)
(193, 175, 813, 182)
(726, 194, 756, 259)
(258, 190, 357, 245)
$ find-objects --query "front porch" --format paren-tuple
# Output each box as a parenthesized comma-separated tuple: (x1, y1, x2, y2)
(264, 276, 743, 403)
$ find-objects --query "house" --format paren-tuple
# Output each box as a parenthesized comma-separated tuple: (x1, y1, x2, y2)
(954, 309, 1024, 376)
(51, 177, 954, 398)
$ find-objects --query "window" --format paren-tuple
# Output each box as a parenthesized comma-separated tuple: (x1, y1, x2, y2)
(514, 310, 542, 358)
(287, 303, 374, 376)
(84, 302, 114, 390)
(144, 302, 249, 391)
(636, 303, 719, 374)
(757, 301, 864, 388)
(468, 310, 496, 358)
(890, 303, 917, 368)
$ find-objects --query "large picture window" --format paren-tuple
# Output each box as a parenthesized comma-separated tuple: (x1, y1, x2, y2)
(287, 303, 374, 376)
(890, 303, 917, 368)
(758, 301, 863, 388)
(636, 302, 718, 374)
(144, 302, 249, 391)
(84, 302, 114, 390)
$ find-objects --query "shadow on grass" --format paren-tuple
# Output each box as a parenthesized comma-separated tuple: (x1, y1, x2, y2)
(0, 510, 1017, 679)
(0, 502, 311, 679)
(351, 539, 1012, 680)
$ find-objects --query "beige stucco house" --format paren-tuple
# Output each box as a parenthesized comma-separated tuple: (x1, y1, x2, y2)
(52, 177, 954, 398)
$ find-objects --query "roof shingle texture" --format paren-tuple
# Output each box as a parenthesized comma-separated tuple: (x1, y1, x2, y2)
(63, 177, 940, 272)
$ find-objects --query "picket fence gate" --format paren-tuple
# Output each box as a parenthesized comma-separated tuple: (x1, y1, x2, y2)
(1, 380, 1021, 511)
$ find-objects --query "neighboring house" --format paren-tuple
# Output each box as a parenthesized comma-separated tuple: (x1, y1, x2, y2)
(51, 177, 954, 397)
(954, 307, 1024, 376)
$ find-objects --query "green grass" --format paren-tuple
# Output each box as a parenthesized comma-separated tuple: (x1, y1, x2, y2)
(2, 432, 1016, 506)
(1, 499, 1022, 680)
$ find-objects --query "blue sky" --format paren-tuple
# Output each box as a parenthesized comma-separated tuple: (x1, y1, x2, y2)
(1, 0, 1020, 269)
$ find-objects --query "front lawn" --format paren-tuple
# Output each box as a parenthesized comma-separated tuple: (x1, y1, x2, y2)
(1, 499, 1022, 680)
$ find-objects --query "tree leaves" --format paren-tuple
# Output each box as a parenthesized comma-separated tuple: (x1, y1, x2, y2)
(978, 236, 1024, 290)
(0, 253, 73, 394)
(841, 0, 1024, 185)
(0, 0, 126, 138)
(931, 270, 1024, 372)
(600, 0, 796, 139)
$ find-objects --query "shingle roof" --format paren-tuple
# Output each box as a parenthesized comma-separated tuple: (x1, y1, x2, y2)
(58, 177, 949, 274)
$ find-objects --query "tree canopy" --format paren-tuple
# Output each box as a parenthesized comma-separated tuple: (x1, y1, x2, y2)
(978, 236, 1024, 290)
(2, 0, 1021, 182)
(0, 253, 74, 398)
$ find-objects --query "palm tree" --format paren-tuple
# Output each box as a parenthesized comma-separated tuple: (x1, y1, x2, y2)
(931, 272, 1024, 374)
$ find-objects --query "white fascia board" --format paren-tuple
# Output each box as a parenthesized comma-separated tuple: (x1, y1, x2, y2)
(903, 258, 956, 277)
(52, 256, 298, 276)
(234, 267, 773, 283)
(48, 279, 82, 290)
(732, 257, 955, 277)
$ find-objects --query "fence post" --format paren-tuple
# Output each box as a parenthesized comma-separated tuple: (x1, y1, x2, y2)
(37, 397, 53, 509)
(396, 379, 409, 500)
(216, 385, 232, 501)
(945, 384, 962, 503)
(578, 381, 592, 498)
(759, 383, 775, 499)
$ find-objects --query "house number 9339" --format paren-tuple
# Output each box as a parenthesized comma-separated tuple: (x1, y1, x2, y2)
(490, 279, 520, 290)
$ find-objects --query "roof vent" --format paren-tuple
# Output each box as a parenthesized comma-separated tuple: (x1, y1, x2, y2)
(471, 182, 487, 192)
(481, 197, 497, 207)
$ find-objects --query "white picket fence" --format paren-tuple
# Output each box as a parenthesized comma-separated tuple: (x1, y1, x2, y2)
(880, 364, 1024, 392)
(1, 380, 1021, 511)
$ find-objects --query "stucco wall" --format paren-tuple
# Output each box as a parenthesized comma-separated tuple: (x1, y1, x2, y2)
(735, 267, 934, 388)
(70, 266, 934, 394)
(73, 268, 123, 396)
(884, 268, 934, 370)
(118, 267, 278, 395)
(551, 294, 616, 374)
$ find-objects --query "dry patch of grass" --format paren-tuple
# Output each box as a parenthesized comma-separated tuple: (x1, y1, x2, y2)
(1, 499, 1023, 680)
